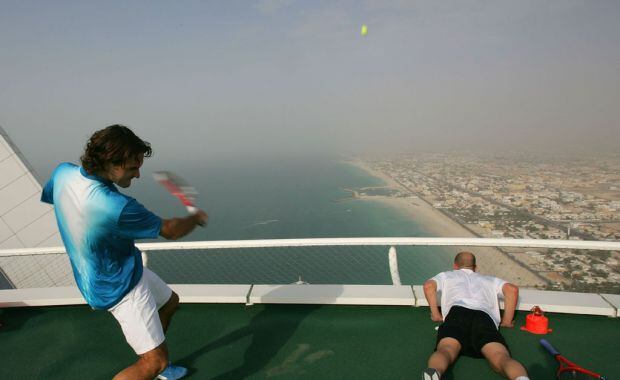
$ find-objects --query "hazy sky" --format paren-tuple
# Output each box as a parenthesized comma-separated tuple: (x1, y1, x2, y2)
(1, 0, 619, 175)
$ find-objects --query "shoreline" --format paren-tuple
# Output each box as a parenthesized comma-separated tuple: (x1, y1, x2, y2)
(343, 159, 545, 286)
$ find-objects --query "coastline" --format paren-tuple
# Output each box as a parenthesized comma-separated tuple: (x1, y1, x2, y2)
(343, 159, 545, 286)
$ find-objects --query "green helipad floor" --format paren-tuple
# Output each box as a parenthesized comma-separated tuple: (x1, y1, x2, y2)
(1, 304, 618, 379)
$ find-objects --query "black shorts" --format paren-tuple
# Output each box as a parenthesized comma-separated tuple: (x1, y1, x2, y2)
(436, 306, 508, 358)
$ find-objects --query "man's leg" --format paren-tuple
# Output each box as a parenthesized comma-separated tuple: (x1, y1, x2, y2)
(159, 291, 179, 334)
(427, 337, 461, 377)
(113, 342, 169, 380)
(481, 342, 528, 379)
(110, 270, 184, 380)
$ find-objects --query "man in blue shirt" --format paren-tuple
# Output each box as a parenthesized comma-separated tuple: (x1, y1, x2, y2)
(42, 125, 207, 380)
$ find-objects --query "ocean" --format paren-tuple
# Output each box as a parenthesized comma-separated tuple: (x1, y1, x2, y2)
(133, 156, 423, 240)
(38, 156, 455, 284)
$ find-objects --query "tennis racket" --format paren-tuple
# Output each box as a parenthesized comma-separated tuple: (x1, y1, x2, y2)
(540, 339, 607, 379)
(153, 170, 200, 214)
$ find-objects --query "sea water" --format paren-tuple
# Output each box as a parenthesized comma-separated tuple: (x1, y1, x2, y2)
(122, 156, 455, 284)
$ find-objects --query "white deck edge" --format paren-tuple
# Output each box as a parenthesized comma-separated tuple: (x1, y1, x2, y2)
(170, 284, 252, 304)
(600, 294, 620, 317)
(511, 289, 617, 317)
(247, 284, 415, 306)
(0, 286, 86, 307)
(412, 286, 617, 317)
(1, 285, 616, 317)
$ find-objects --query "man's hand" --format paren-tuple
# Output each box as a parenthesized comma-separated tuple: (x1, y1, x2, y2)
(161, 209, 209, 240)
(500, 319, 514, 328)
(431, 311, 444, 322)
(193, 209, 208, 226)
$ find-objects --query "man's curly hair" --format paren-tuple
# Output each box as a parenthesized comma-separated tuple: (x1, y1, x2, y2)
(81, 125, 152, 174)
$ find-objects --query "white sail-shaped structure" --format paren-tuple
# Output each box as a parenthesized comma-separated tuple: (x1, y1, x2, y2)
(0, 125, 71, 288)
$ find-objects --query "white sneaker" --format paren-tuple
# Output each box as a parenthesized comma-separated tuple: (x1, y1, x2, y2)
(422, 368, 440, 380)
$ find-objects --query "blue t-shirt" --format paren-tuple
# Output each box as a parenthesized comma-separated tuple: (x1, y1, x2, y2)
(41, 163, 162, 309)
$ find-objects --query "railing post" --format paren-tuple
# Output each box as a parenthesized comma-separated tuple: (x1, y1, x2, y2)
(141, 251, 148, 268)
(388, 246, 401, 285)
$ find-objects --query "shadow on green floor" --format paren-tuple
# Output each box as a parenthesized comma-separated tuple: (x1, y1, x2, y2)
(178, 304, 323, 379)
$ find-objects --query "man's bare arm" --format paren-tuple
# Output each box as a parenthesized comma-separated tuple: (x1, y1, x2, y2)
(160, 210, 208, 240)
(423, 279, 443, 322)
(500, 282, 519, 328)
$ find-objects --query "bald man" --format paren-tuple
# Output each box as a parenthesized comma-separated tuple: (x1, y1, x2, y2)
(422, 252, 529, 380)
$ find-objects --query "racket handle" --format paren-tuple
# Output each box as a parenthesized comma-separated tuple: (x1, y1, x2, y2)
(540, 339, 560, 356)
(186, 206, 206, 227)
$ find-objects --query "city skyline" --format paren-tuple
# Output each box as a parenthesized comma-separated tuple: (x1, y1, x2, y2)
(354, 152, 620, 292)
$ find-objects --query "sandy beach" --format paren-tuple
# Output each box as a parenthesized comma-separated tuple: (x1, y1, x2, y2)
(345, 159, 545, 286)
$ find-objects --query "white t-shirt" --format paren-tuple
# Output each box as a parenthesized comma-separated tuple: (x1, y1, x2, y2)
(431, 269, 507, 327)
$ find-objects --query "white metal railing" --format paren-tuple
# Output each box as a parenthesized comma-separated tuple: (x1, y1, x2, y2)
(1, 238, 619, 315)
(1, 237, 619, 257)
(1, 237, 618, 291)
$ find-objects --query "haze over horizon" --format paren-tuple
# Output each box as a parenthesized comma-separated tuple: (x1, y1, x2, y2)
(1, 0, 619, 175)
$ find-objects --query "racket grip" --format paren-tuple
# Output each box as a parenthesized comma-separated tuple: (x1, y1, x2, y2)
(539, 339, 560, 356)
(186, 206, 206, 227)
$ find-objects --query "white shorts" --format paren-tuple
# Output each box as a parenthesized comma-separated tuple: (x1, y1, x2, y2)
(108, 268, 173, 355)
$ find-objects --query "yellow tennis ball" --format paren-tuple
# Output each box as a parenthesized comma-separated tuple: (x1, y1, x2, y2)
(361, 24, 368, 36)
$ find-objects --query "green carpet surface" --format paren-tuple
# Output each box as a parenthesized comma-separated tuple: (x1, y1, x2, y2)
(1, 304, 618, 379)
